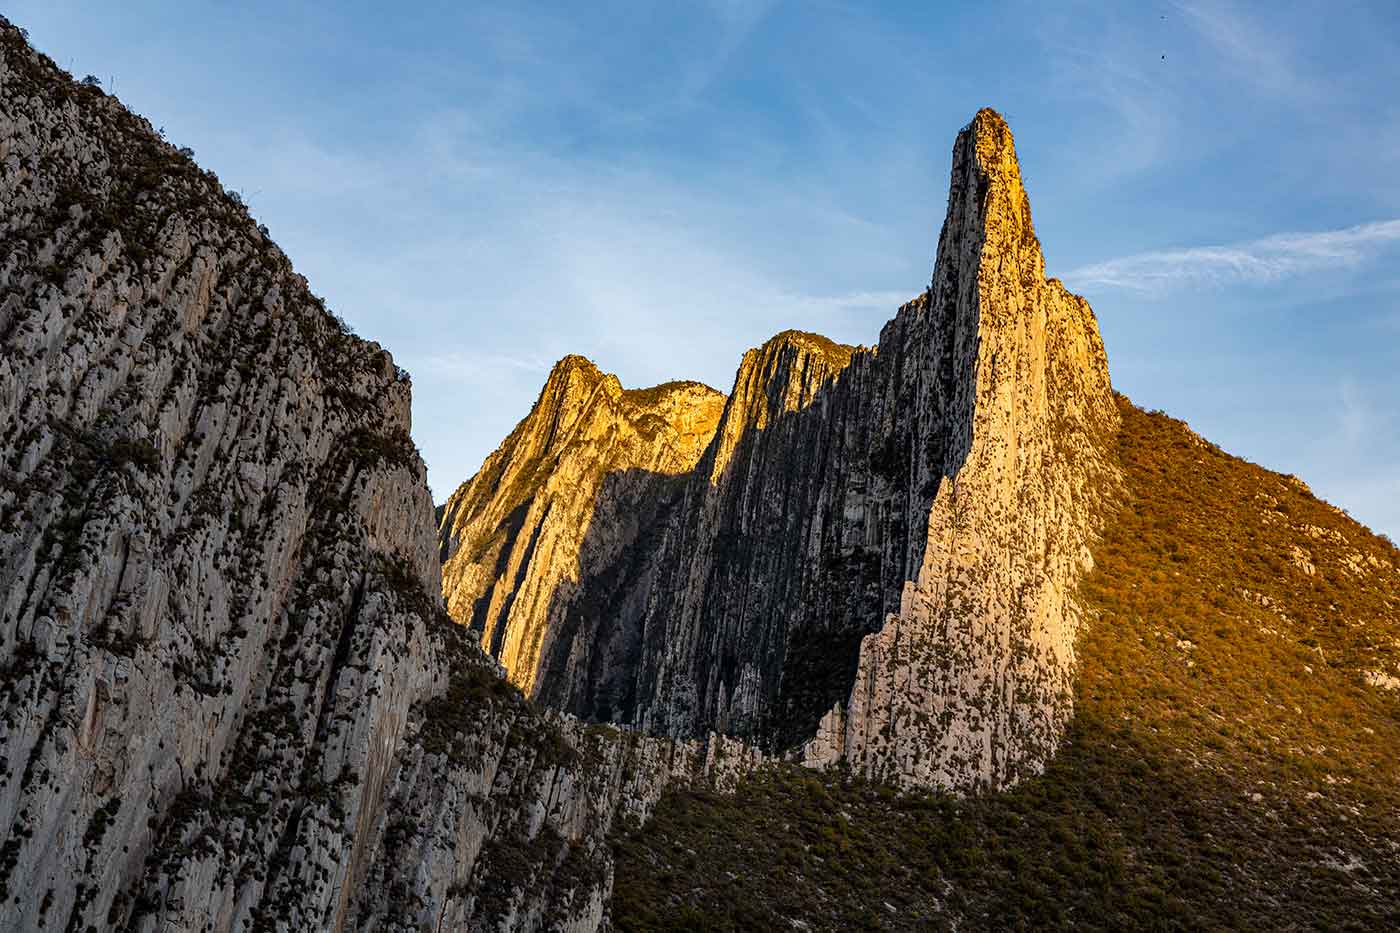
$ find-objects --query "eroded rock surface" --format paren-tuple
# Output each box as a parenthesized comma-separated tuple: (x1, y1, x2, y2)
(440, 110, 1122, 791)
(0, 22, 745, 932)
(800, 110, 1122, 789)
(438, 360, 726, 703)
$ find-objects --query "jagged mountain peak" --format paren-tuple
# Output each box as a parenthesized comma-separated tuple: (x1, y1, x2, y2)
(753, 328, 859, 364)
(514, 355, 727, 468)
(963, 106, 1020, 178)
(441, 108, 1121, 790)
(0, 23, 750, 929)
(621, 378, 724, 404)
(535, 352, 617, 413)
(699, 328, 861, 479)
(938, 105, 1046, 298)
(5, 19, 1397, 925)
(544, 351, 605, 381)
(437, 345, 728, 696)
(539, 353, 723, 417)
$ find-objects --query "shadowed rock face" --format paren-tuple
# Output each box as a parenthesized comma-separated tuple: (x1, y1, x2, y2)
(437, 360, 726, 700)
(439, 109, 1123, 790)
(0, 22, 749, 932)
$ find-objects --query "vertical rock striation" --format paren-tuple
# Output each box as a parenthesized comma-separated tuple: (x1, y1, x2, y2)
(440, 110, 1121, 791)
(800, 109, 1122, 789)
(0, 21, 741, 931)
(437, 359, 725, 704)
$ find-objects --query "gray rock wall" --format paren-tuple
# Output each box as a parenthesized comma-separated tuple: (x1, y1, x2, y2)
(0, 22, 737, 931)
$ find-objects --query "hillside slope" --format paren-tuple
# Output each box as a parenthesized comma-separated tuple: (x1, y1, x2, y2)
(611, 396, 1400, 930)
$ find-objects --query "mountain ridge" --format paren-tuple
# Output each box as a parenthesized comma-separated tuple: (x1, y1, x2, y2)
(0, 20, 750, 930)
(437, 107, 1124, 790)
(1, 11, 1397, 931)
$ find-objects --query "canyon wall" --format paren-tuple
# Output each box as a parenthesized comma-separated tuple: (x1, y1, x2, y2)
(439, 110, 1122, 790)
(0, 22, 744, 931)
(0, 11, 1128, 930)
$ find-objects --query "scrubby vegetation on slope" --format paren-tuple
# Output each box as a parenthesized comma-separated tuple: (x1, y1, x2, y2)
(611, 396, 1400, 931)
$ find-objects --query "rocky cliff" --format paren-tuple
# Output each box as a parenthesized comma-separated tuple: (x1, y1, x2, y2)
(15, 6, 1380, 929)
(439, 360, 725, 705)
(801, 109, 1122, 788)
(611, 397, 1400, 930)
(439, 110, 1122, 790)
(0, 21, 748, 932)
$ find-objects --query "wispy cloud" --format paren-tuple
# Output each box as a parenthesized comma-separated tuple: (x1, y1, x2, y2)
(776, 289, 915, 316)
(1339, 380, 1371, 449)
(1032, 8, 1183, 180)
(1175, 1, 1323, 105)
(1068, 219, 1400, 292)
(412, 350, 556, 381)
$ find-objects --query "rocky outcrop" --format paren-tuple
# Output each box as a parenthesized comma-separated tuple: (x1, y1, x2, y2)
(799, 110, 1122, 789)
(0, 6, 1130, 924)
(0, 22, 746, 931)
(438, 359, 725, 704)
(364, 695, 761, 932)
(440, 110, 1121, 791)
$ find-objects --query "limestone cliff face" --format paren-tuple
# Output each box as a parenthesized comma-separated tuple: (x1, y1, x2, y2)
(800, 110, 1122, 789)
(441, 110, 1121, 790)
(0, 22, 740, 932)
(625, 329, 877, 747)
(438, 359, 725, 703)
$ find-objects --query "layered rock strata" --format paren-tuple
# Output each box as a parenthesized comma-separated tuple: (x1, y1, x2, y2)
(0, 22, 751, 932)
(440, 110, 1122, 790)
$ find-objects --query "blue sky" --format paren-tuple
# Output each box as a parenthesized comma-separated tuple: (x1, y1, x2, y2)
(11, 1, 1399, 539)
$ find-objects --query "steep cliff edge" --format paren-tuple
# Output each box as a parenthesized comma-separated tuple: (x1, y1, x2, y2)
(438, 359, 725, 704)
(439, 109, 1121, 790)
(0, 22, 744, 932)
(801, 109, 1121, 788)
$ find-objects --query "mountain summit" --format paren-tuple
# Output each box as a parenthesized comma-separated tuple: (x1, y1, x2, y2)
(0, 21, 734, 930)
(437, 107, 1121, 791)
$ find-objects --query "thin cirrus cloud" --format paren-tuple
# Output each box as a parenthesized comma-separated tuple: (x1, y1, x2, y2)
(1068, 219, 1400, 293)
(1173, 1, 1323, 105)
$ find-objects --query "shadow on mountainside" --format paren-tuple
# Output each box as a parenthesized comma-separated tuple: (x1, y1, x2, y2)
(609, 397, 1400, 931)
(530, 309, 970, 755)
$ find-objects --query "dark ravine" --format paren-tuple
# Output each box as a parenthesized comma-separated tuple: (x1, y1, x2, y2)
(439, 108, 1122, 791)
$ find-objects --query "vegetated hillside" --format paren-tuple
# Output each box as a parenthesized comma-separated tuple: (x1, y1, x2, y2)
(611, 396, 1400, 931)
